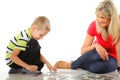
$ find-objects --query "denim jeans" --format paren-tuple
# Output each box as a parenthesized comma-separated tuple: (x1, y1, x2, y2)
(71, 49, 117, 74)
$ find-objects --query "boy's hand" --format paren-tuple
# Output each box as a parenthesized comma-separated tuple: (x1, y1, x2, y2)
(46, 63, 57, 72)
(25, 65, 38, 72)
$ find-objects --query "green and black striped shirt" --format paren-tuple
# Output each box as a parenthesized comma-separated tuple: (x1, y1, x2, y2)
(5, 28, 32, 65)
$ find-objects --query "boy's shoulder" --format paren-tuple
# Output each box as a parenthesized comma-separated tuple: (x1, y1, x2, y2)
(15, 28, 32, 39)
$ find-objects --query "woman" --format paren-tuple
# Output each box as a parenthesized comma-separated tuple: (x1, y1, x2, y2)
(54, 0, 120, 74)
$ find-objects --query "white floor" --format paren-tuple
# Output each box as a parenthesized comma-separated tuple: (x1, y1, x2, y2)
(1, 51, 120, 80)
(1, 68, 120, 80)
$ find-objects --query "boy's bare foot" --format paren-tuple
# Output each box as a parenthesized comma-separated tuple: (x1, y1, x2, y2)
(54, 61, 71, 69)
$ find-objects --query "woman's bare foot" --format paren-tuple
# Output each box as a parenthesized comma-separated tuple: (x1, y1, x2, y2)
(54, 61, 71, 69)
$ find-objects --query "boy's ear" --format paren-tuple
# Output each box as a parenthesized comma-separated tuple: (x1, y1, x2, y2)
(31, 25, 36, 31)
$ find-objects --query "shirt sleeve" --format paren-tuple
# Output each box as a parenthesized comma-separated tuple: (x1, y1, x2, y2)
(15, 38, 28, 51)
(87, 21, 96, 36)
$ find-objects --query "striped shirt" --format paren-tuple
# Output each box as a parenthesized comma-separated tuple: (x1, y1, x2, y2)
(5, 28, 32, 65)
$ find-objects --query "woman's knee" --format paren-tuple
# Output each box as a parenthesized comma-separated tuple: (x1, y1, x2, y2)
(87, 61, 117, 74)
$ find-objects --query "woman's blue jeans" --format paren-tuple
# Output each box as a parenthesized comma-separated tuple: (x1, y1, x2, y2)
(71, 49, 117, 74)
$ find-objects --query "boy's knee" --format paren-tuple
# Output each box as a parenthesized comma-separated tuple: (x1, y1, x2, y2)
(37, 62, 44, 71)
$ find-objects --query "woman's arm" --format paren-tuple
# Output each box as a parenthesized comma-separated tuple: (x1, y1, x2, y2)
(81, 33, 109, 60)
(116, 39, 120, 74)
(81, 33, 95, 55)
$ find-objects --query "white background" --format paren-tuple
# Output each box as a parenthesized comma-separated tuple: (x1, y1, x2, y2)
(0, 0, 119, 72)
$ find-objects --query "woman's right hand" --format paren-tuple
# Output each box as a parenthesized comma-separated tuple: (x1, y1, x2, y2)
(94, 43, 109, 60)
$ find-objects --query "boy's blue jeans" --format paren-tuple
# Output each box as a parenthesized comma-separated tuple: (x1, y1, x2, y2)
(71, 49, 117, 74)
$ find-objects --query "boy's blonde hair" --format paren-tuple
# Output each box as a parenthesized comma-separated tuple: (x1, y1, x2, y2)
(31, 16, 50, 32)
(95, 0, 120, 44)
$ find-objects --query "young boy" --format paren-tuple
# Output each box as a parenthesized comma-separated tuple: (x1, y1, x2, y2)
(5, 16, 57, 74)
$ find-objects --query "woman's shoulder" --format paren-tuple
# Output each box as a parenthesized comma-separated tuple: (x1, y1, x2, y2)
(89, 20, 96, 29)
(87, 20, 97, 36)
(91, 20, 96, 25)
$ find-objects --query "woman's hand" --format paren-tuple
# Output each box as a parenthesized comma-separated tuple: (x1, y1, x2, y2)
(94, 43, 109, 60)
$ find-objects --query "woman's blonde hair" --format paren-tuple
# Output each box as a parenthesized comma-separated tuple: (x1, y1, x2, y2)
(31, 16, 50, 32)
(96, 0, 120, 44)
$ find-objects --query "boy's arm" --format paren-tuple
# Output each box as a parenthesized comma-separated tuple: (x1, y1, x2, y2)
(11, 49, 29, 68)
(11, 49, 38, 71)
(40, 53, 51, 65)
(40, 53, 57, 72)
